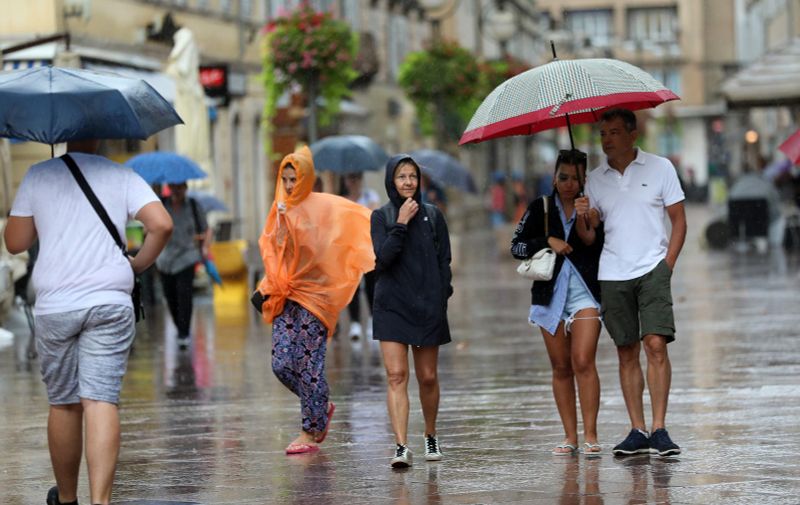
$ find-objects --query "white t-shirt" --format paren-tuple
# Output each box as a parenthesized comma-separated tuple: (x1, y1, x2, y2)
(10, 153, 159, 315)
(585, 149, 685, 281)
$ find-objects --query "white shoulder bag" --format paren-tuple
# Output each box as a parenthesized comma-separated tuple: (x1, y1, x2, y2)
(516, 196, 556, 281)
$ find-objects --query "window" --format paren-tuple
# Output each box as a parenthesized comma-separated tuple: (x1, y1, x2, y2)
(646, 67, 681, 95)
(220, 0, 233, 14)
(627, 7, 678, 43)
(195, 0, 209, 10)
(341, 0, 360, 30)
(565, 9, 613, 47)
(241, 0, 253, 17)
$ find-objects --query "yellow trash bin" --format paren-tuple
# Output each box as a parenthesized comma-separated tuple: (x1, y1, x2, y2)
(209, 240, 249, 321)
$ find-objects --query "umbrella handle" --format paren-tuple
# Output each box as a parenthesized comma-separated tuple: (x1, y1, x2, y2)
(565, 113, 575, 151)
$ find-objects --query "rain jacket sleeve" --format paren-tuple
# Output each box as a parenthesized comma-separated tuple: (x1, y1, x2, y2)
(432, 206, 454, 300)
(371, 209, 408, 272)
(511, 197, 550, 260)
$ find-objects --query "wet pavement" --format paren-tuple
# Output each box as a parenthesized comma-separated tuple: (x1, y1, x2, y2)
(2, 204, 800, 504)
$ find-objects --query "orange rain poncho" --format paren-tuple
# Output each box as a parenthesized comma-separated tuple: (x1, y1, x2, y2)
(256, 146, 375, 335)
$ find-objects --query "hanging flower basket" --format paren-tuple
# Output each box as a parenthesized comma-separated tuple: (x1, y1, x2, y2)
(261, 3, 358, 128)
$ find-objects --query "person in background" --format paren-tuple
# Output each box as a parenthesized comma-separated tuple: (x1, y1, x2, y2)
(340, 171, 381, 340)
(156, 181, 211, 347)
(511, 149, 604, 455)
(254, 147, 374, 454)
(4, 139, 172, 505)
(371, 154, 453, 468)
(581, 108, 686, 457)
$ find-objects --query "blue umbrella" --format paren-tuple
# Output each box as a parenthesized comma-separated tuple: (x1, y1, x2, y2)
(187, 190, 228, 213)
(310, 135, 388, 173)
(409, 149, 477, 193)
(0, 66, 181, 144)
(126, 152, 207, 184)
(203, 258, 223, 286)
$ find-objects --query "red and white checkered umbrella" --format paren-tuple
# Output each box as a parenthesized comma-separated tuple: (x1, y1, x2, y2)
(459, 58, 679, 145)
(779, 128, 800, 165)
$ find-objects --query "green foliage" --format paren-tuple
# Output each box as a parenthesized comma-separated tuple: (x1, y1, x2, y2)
(261, 3, 358, 127)
(479, 56, 530, 96)
(398, 40, 482, 139)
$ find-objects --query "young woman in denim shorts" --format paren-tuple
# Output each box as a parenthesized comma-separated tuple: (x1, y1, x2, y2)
(511, 149, 605, 455)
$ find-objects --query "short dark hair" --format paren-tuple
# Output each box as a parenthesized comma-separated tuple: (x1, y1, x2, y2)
(555, 149, 587, 173)
(600, 108, 637, 132)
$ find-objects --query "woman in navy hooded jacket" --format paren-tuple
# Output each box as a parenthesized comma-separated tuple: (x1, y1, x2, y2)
(371, 154, 453, 468)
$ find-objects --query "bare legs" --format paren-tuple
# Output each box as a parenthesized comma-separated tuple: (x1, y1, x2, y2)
(541, 308, 601, 452)
(381, 341, 440, 444)
(47, 400, 120, 505)
(617, 334, 671, 432)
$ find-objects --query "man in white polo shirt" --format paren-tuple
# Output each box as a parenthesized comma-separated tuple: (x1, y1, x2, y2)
(577, 108, 686, 457)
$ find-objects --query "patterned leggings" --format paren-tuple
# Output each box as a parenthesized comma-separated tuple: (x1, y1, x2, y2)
(271, 300, 330, 434)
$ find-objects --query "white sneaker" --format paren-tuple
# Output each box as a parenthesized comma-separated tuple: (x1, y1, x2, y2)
(366, 316, 373, 339)
(424, 434, 442, 461)
(391, 444, 413, 468)
(349, 321, 362, 340)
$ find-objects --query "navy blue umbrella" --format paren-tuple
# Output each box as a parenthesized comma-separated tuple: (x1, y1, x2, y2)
(126, 152, 207, 184)
(410, 149, 477, 193)
(310, 135, 388, 173)
(0, 66, 182, 144)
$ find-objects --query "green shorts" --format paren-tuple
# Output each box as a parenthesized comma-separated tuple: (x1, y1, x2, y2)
(600, 260, 675, 347)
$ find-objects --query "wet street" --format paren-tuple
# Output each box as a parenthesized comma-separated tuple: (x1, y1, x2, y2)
(2, 204, 800, 505)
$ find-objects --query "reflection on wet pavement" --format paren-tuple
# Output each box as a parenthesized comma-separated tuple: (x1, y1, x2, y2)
(2, 205, 800, 504)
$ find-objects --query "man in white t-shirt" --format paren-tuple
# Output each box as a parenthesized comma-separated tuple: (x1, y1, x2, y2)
(4, 140, 172, 505)
(576, 109, 687, 458)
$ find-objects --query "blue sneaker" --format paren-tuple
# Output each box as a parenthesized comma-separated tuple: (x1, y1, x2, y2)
(649, 428, 681, 456)
(612, 429, 651, 456)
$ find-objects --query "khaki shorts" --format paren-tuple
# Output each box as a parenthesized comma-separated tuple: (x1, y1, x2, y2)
(600, 260, 675, 347)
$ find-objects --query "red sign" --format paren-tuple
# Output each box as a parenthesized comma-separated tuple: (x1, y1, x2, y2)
(199, 65, 228, 98)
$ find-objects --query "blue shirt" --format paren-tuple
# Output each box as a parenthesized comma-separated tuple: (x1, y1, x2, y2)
(528, 197, 598, 334)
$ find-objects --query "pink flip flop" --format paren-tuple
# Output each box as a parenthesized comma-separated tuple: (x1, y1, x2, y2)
(315, 402, 336, 444)
(285, 442, 320, 455)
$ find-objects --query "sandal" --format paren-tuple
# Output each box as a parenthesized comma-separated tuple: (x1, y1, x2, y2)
(285, 442, 320, 455)
(583, 442, 602, 454)
(315, 402, 336, 444)
(552, 443, 578, 456)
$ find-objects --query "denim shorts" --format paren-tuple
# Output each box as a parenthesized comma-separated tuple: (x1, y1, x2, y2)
(561, 269, 600, 321)
(36, 305, 135, 405)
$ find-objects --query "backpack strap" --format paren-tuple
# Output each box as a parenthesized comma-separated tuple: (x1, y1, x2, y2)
(380, 202, 440, 254)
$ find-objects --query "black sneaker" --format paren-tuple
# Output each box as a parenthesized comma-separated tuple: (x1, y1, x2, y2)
(47, 486, 78, 505)
(424, 434, 442, 461)
(649, 428, 681, 456)
(612, 429, 651, 456)
(391, 444, 413, 468)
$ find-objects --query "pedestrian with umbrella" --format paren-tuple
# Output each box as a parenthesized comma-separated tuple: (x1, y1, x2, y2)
(579, 108, 686, 456)
(0, 65, 179, 505)
(152, 167, 213, 348)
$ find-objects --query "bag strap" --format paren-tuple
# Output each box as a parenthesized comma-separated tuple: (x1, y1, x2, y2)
(61, 154, 127, 256)
(543, 195, 549, 237)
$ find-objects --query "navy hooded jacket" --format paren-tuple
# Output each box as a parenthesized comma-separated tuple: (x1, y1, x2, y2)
(370, 154, 452, 346)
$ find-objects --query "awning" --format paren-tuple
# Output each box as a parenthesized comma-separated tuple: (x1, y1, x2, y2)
(721, 38, 800, 108)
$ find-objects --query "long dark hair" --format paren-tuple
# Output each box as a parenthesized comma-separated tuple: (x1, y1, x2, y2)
(554, 149, 588, 194)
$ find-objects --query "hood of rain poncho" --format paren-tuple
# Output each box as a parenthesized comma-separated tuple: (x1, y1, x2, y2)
(384, 154, 422, 208)
(257, 146, 375, 335)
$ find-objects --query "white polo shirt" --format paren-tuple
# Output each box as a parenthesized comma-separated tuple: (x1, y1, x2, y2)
(585, 149, 684, 281)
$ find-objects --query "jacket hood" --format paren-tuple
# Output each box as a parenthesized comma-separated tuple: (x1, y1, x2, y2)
(276, 146, 316, 209)
(384, 153, 422, 208)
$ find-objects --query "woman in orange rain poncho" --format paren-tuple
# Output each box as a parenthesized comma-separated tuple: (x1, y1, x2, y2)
(254, 146, 375, 455)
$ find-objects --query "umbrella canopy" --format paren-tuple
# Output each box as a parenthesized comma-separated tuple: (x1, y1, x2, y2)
(0, 66, 182, 144)
(410, 149, 477, 193)
(460, 58, 679, 145)
(310, 135, 389, 173)
(187, 190, 229, 213)
(126, 152, 207, 184)
(779, 129, 800, 165)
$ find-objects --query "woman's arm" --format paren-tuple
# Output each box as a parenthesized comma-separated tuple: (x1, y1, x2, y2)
(371, 209, 408, 272)
(510, 199, 549, 260)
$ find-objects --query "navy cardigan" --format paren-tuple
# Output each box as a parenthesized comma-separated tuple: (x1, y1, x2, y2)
(510, 195, 604, 306)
